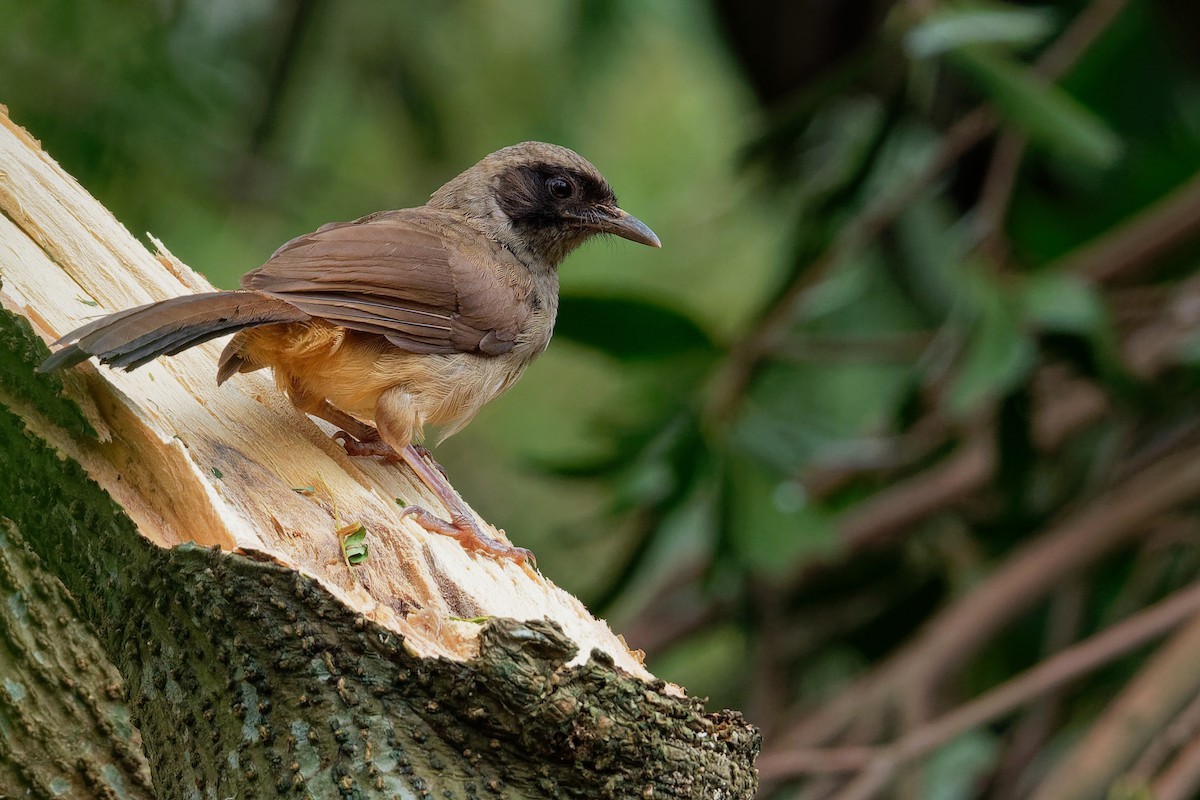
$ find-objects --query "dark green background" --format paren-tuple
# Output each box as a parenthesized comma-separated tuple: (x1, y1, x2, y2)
(5, 2, 1200, 797)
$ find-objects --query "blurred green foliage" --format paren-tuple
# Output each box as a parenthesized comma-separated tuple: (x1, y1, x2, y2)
(8, 0, 1200, 796)
(0, 0, 787, 597)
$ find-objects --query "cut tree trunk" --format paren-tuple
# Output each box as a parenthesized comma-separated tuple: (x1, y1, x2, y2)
(0, 106, 759, 798)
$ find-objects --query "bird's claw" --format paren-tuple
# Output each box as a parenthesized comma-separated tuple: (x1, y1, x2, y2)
(398, 505, 535, 569)
(334, 430, 400, 462)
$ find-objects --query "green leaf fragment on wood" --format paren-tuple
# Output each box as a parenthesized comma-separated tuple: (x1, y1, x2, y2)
(211, 467, 222, 479)
(337, 523, 369, 566)
(292, 486, 315, 495)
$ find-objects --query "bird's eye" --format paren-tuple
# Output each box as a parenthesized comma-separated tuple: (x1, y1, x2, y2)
(546, 176, 574, 199)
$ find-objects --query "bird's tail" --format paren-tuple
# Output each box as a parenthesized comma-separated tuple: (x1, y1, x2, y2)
(39, 290, 309, 373)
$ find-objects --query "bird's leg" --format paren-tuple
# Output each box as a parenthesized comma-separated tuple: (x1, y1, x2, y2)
(371, 387, 533, 567)
(304, 389, 532, 565)
(395, 445, 534, 567)
(330, 435, 521, 563)
(298, 398, 396, 459)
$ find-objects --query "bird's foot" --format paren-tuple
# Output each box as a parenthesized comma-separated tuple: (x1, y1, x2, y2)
(337, 439, 532, 569)
(398, 505, 535, 568)
(333, 430, 400, 462)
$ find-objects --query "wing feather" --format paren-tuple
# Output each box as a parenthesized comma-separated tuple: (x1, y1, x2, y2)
(242, 210, 527, 356)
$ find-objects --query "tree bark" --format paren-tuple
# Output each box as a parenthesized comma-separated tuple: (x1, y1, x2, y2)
(0, 106, 759, 798)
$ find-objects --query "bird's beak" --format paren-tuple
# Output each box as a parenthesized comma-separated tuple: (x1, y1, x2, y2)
(591, 207, 661, 248)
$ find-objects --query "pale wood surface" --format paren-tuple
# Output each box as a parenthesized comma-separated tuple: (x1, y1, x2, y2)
(0, 107, 653, 680)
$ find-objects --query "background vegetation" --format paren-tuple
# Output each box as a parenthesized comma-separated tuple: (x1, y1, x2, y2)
(4, 1, 1200, 797)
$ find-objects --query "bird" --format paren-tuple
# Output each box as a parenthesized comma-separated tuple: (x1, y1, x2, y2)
(40, 141, 660, 566)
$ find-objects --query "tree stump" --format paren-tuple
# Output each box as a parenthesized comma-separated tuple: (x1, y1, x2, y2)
(0, 106, 759, 799)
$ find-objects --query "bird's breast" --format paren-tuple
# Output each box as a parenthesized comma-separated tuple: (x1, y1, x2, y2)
(522, 270, 559, 354)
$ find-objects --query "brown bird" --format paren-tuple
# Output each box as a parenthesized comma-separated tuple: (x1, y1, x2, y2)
(40, 141, 660, 565)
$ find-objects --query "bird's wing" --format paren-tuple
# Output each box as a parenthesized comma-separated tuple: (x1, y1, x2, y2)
(241, 210, 528, 356)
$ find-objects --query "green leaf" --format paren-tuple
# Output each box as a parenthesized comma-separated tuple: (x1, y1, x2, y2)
(337, 523, 369, 566)
(1019, 271, 1105, 333)
(948, 46, 1123, 170)
(554, 293, 715, 360)
(1174, 334, 1200, 366)
(949, 277, 1037, 415)
(211, 467, 223, 480)
(906, 6, 1056, 58)
(925, 731, 1001, 800)
(728, 455, 839, 573)
(1106, 779, 1156, 800)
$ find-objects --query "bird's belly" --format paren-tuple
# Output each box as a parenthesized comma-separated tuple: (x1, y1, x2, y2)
(400, 350, 526, 432)
(243, 323, 528, 432)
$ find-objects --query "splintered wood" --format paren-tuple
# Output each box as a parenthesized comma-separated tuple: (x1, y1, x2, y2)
(0, 107, 654, 679)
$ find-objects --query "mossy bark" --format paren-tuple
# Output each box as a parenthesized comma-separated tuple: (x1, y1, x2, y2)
(0, 299, 759, 797)
(0, 518, 155, 799)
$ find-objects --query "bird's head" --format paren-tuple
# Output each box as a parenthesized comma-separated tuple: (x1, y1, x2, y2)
(429, 141, 660, 269)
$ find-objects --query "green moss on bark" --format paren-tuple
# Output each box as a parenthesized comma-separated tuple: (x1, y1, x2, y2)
(0, 518, 154, 799)
(0, 292, 94, 440)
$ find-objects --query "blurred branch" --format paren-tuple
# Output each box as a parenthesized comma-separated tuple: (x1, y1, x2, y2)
(1036, 0, 1129, 77)
(616, 558, 719, 656)
(896, 438, 1200, 698)
(1153, 723, 1200, 800)
(974, 130, 1027, 264)
(748, 578, 792, 736)
(1125, 516, 1200, 616)
(1129, 688, 1200, 786)
(757, 577, 1200, 793)
(834, 373, 1106, 551)
(767, 435, 1200, 777)
(837, 436, 994, 550)
(1030, 613, 1200, 800)
(798, 415, 953, 501)
(988, 580, 1088, 798)
(1123, 273, 1200, 376)
(1053, 168, 1200, 283)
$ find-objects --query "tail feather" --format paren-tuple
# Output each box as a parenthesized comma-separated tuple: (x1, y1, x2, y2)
(84, 297, 277, 368)
(39, 291, 309, 374)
